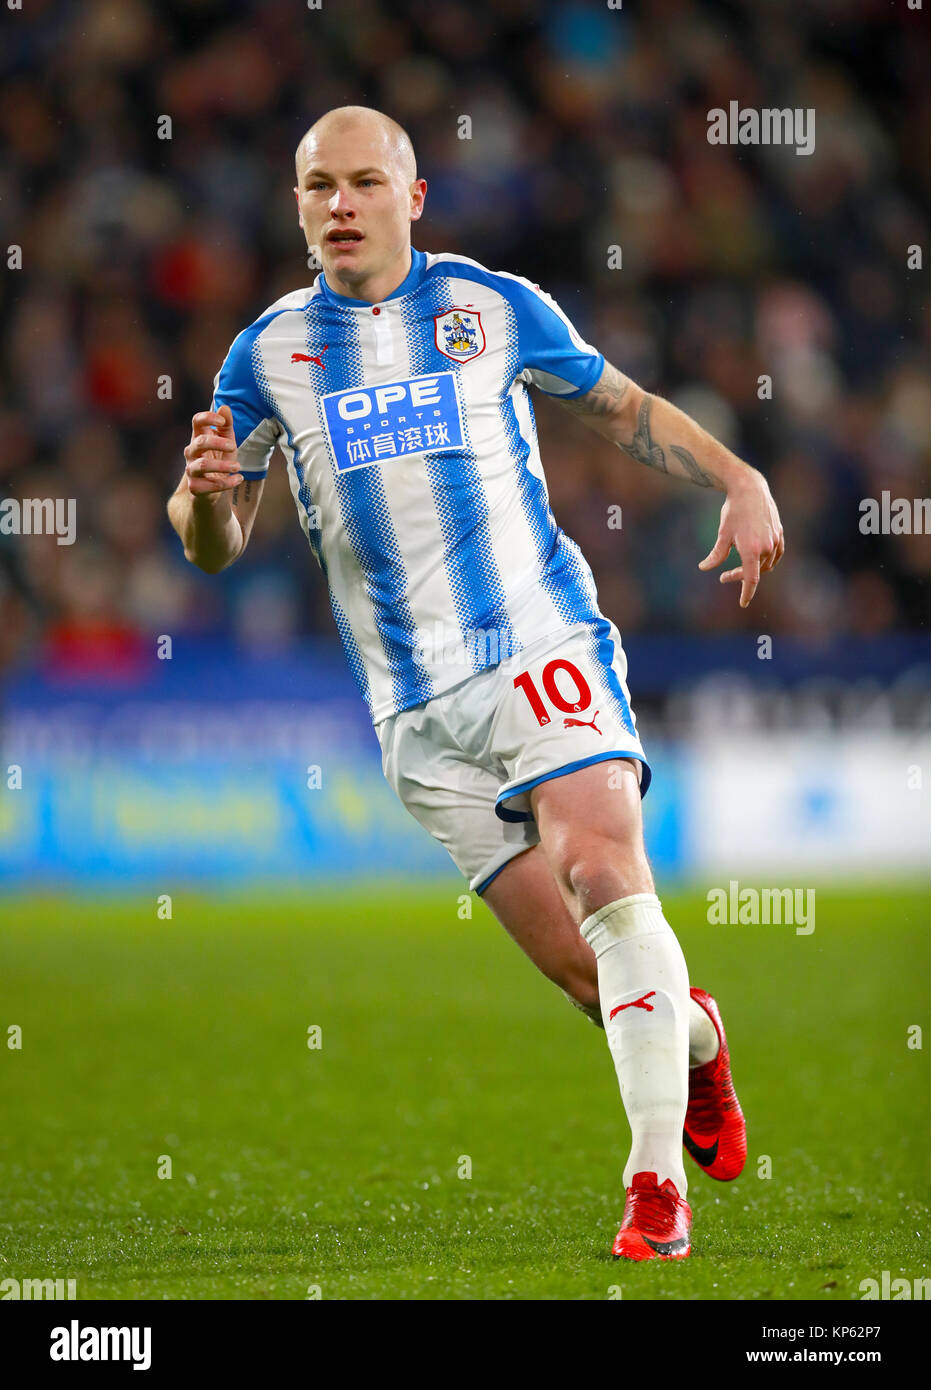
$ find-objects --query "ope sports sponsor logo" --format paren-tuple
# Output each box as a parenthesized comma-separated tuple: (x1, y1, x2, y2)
(321, 371, 465, 473)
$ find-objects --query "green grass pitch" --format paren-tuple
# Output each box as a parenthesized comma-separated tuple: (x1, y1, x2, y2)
(1, 885, 928, 1300)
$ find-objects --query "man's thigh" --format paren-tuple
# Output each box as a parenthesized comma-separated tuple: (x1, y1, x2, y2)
(529, 755, 645, 848)
(376, 694, 540, 894)
(530, 756, 655, 915)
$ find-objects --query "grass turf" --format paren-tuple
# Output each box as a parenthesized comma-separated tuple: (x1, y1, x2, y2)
(0, 885, 928, 1300)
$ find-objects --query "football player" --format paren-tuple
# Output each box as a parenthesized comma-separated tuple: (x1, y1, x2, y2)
(168, 106, 783, 1260)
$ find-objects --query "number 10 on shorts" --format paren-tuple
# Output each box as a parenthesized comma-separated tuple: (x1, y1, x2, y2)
(513, 659, 593, 726)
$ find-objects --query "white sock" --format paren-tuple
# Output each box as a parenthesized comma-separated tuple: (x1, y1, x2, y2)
(581, 893, 690, 1195)
(688, 997, 719, 1066)
(564, 983, 721, 1060)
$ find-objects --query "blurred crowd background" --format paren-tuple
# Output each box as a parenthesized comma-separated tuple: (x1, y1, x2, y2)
(1, 0, 928, 683)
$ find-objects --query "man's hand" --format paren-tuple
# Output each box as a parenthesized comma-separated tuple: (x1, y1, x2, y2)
(184, 406, 243, 497)
(698, 471, 785, 608)
(168, 405, 265, 573)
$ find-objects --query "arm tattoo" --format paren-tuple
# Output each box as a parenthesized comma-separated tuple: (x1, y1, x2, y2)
(556, 364, 724, 488)
(556, 362, 632, 419)
(619, 397, 722, 488)
(232, 479, 253, 508)
(669, 444, 719, 488)
(625, 396, 667, 472)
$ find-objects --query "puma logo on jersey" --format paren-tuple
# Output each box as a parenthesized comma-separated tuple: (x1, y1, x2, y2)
(291, 347, 329, 368)
(563, 710, 601, 735)
(609, 991, 656, 1020)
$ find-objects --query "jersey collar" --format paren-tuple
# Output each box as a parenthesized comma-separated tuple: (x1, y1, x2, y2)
(316, 247, 426, 308)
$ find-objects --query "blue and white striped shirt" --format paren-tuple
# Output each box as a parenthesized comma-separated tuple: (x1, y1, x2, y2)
(212, 247, 607, 723)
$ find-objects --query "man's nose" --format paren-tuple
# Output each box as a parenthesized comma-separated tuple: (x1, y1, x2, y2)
(329, 187, 356, 216)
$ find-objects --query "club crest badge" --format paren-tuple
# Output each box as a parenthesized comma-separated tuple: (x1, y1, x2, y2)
(434, 308, 485, 362)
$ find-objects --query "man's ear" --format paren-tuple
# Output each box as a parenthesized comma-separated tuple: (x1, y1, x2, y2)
(410, 177, 427, 222)
(294, 186, 303, 227)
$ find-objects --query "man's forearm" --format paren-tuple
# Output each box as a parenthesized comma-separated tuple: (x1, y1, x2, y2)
(167, 477, 244, 574)
(617, 388, 756, 493)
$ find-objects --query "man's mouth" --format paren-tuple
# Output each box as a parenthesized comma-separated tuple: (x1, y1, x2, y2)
(327, 231, 364, 244)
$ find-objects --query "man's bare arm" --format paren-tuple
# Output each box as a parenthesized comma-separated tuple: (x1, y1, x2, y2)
(556, 362, 737, 489)
(554, 361, 785, 607)
(555, 360, 636, 430)
(167, 407, 265, 573)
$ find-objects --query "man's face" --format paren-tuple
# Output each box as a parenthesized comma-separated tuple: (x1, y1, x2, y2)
(294, 124, 424, 288)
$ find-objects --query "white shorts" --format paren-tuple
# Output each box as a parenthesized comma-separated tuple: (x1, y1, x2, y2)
(375, 619, 651, 895)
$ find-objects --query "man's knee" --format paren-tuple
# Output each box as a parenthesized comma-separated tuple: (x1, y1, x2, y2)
(554, 831, 653, 918)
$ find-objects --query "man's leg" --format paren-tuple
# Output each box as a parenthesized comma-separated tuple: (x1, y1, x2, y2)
(481, 835, 718, 1056)
(481, 843, 604, 1025)
(527, 757, 692, 1196)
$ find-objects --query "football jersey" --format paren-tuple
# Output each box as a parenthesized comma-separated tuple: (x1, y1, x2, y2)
(212, 247, 608, 723)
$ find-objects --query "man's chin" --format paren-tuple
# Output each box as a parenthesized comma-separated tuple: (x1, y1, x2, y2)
(320, 246, 367, 283)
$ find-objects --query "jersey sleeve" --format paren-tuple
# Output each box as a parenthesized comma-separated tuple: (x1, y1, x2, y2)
(509, 277, 605, 399)
(211, 327, 281, 480)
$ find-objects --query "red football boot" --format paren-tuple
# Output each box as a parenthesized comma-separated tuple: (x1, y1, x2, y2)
(612, 1171, 692, 1261)
(684, 987, 747, 1181)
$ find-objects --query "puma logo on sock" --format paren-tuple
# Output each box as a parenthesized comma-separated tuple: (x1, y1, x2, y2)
(609, 990, 656, 1020)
